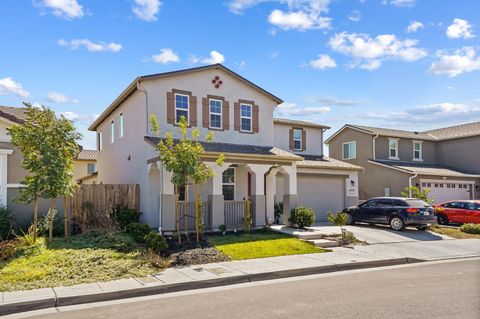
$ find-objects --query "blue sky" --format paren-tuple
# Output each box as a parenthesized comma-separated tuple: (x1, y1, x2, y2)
(1, 0, 479, 149)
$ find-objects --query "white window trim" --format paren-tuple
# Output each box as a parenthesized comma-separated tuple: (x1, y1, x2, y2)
(412, 140, 423, 161)
(110, 121, 115, 144)
(388, 138, 399, 160)
(174, 93, 190, 125)
(209, 98, 223, 129)
(342, 141, 356, 160)
(293, 129, 302, 151)
(240, 103, 253, 133)
(222, 167, 236, 201)
(98, 130, 103, 150)
(119, 113, 124, 139)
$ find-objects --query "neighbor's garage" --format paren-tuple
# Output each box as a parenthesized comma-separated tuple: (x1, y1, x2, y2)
(421, 181, 472, 203)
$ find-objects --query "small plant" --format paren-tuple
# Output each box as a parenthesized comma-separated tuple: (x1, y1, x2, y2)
(327, 211, 349, 240)
(401, 186, 433, 205)
(111, 206, 141, 229)
(460, 223, 480, 235)
(291, 206, 315, 229)
(274, 202, 283, 224)
(0, 239, 19, 260)
(144, 231, 168, 253)
(126, 222, 151, 243)
(142, 249, 172, 268)
(0, 206, 13, 241)
(218, 224, 226, 235)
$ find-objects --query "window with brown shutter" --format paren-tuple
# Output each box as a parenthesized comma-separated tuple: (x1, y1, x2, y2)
(236, 99, 256, 134)
(292, 128, 303, 151)
(168, 89, 197, 126)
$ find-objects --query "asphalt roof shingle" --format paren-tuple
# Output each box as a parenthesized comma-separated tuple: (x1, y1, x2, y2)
(274, 118, 330, 129)
(297, 155, 363, 171)
(75, 150, 97, 161)
(0, 106, 26, 123)
(370, 159, 480, 178)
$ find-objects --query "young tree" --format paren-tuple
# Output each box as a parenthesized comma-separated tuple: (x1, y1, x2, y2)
(401, 186, 434, 205)
(150, 115, 224, 243)
(8, 103, 81, 241)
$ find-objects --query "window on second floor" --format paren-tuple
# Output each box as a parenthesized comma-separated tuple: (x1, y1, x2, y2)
(110, 121, 115, 144)
(293, 129, 302, 151)
(389, 138, 399, 159)
(175, 93, 189, 124)
(87, 163, 96, 175)
(119, 113, 124, 138)
(240, 103, 252, 132)
(343, 141, 356, 160)
(413, 141, 422, 161)
(222, 167, 235, 201)
(209, 99, 222, 129)
(97, 130, 103, 151)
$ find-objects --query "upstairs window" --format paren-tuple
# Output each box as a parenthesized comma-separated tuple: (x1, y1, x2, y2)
(413, 141, 422, 161)
(293, 129, 302, 151)
(97, 130, 103, 151)
(209, 99, 222, 129)
(343, 141, 356, 160)
(119, 113, 124, 138)
(240, 103, 252, 132)
(389, 138, 399, 159)
(175, 94, 189, 124)
(110, 121, 115, 144)
(87, 163, 96, 175)
(222, 168, 235, 201)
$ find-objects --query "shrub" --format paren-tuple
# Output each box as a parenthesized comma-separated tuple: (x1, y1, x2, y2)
(127, 222, 151, 243)
(111, 206, 141, 229)
(218, 224, 226, 233)
(291, 206, 315, 228)
(274, 202, 283, 224)
(0, 239, 18, 260)
(0, 206, 13, 241)
(145, 231, 168, 253)
(37, 212, 64, 237)
(460, 223, 480, 235)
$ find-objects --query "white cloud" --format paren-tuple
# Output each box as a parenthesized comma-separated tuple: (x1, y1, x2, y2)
(430, 47, 480, 77)
(46, 92, 79, 104)
(407, 21, 424, 33)
(195, 51, 225, 64)
(132, 0, 161, 22)
(58, 39, 122, 52)
(385, 0, 416, 8)
(0, 77, 30, 98)
(347, 10, 361, 22)
(59, 111, 99, 124)
(446, 18, 475, 39)
(228, 0, 268, 14)
(37, 0, 84, 19)
(307, 54, 336, 69)
(305, 96, 359, 107)
(275, 102, 331, 117)
(268, 0, 331, 31)
(328, 31, 427, 70)
(151, 48, 179, 64)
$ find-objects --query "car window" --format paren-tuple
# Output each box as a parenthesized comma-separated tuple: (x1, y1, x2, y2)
(361, 200, 378, 208)
(392, 199, 408, 207)
(466, 202, 480, 211)
(405, 199, 430, 207)
(377, 199, 393, 207)
(445, 202, 465, 209)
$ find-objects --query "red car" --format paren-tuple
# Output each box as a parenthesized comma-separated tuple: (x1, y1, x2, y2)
(434, 200, 480, 225)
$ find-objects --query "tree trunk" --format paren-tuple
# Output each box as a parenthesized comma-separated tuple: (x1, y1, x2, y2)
(64, 197, 68, 240)
(33, 195, 38, 243)
(48, 198, 55, 242)
(184, 181, 189, 242)
(195, 184, 199, 242)
(175, 185, 181, 244)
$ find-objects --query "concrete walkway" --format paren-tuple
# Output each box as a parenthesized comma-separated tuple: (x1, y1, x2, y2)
(1, 239, 479, 316)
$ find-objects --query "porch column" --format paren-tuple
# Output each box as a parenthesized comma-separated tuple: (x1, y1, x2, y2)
(160, 164, 176, 232)
(281, 164, 298, 225)
(265, 167, 280, 225)
(147, 161, 161, 230)
(246, 164, 271, 227)
(206, 162, 226, 228)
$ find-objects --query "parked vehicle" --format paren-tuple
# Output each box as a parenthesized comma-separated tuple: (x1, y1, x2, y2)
(433, 200, 480, 225)
(343, 197, 436, 231)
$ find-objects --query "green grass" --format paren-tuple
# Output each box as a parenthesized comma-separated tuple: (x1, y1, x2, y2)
(207, 232, 326, 260)
(0, 231, 165, 292)
(429, 225, 480, 239)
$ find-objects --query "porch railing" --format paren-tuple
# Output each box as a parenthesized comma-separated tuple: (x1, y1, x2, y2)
(177, 201, 212, 230)
(224, 200, 256, 230)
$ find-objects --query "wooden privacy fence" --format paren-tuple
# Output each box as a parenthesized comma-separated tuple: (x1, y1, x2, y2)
(70, 184, 140, 226)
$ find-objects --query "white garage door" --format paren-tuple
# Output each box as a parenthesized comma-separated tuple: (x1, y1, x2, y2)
(422, 181, 472, 203)
(297, 175, 345, 222)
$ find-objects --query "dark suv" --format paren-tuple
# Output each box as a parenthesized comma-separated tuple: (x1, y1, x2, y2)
(343, 197, 437, 231)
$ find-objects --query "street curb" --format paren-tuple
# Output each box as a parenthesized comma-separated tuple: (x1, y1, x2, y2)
(0, 257, 423, 316)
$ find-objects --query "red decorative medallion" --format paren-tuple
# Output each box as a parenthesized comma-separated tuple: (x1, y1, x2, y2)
(211, 76, 223, 89)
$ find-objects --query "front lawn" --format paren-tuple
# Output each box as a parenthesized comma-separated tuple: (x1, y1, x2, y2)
(0, 231, 165, 292)
(207, 231, 326, 260)
(429, 225, 480, 239)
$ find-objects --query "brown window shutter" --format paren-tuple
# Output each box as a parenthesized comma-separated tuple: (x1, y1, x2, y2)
(223, 101, 230, 130)
(166, 92, 175, 124)
(302, 129, 306, 151)
(252, 105, 259, 133)
(289, 128, 294, 150)
(190, 95, 197, 126)
(234, 102, 240, 131)
(202, 98, 209, 128)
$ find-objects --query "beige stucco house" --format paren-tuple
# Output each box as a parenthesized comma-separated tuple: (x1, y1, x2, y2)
(89, 64, 361, 231)
(73, 149, 97, 184)
(325, 122, 480, 203)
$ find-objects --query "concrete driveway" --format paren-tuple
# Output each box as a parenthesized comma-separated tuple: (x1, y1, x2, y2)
(309, 222, 452, 244)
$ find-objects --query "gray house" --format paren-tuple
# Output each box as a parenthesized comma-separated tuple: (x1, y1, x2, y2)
(325, 122, 480, 203)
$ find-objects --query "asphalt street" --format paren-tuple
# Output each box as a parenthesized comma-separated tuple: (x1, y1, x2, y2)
(9, 258, 480, 319)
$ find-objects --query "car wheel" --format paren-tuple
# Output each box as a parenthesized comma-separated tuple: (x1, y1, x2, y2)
(437, 214, 448, 225)
(390, 216, 405, 231)
(346, 213, 355, 225)
(416, 226, 428, 231)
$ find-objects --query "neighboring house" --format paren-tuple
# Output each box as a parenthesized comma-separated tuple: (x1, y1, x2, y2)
(89, 64, 361, 231)
(325, 122, 480, 203)
(73, 149, 97, 184)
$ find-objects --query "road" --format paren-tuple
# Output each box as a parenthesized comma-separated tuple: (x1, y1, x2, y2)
(11, 258, 480, 319)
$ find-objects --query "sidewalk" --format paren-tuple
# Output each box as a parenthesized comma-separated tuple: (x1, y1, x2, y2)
(1, 239, 479, 316)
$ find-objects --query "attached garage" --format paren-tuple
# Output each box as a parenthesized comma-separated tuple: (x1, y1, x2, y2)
(421, 180, 473, 203)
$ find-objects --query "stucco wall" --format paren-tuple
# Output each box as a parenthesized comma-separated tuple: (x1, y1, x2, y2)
(72, 160, 96, 181)
(436, 136, 480, 174)
(360, 162, 410, 199)
(375, 136, 436, 163)
(327, 128, 372, 165)
(273, 123, 323, 155)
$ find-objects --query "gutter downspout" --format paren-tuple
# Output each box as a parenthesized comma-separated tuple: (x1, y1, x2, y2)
(408, 172, 418, 197)
(372, 134, 379, 160)
(136, 81, 149, 135)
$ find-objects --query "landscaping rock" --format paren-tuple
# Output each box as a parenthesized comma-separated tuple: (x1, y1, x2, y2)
(170, 247, 230, 266)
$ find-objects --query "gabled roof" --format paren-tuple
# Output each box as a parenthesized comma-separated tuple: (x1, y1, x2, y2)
(273, 118, 330, 130)
(297, 155, 363, 171)
(75, 149, 97, 161)
(369, 159, 480, 178)
(325, 121, 480, 144)
(89, 64, 283, 131)
(0, 106, 26, 124)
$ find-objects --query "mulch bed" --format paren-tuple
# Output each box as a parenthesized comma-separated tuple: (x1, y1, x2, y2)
(165, 234, 230, 266)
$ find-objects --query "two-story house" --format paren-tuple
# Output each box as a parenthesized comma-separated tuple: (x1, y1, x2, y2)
(325, 123, 480, 203)
(89, 64, 361, 231)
